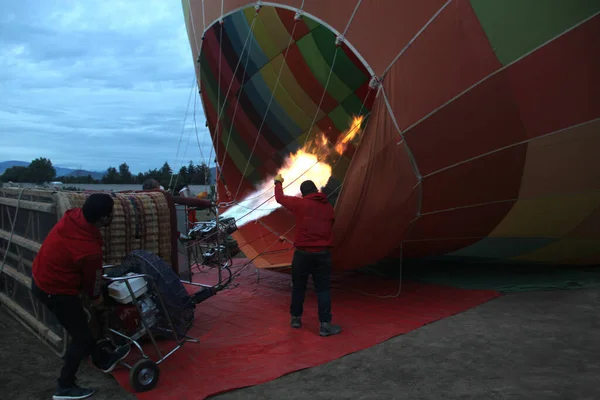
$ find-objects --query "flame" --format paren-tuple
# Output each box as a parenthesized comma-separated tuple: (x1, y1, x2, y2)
(335, 115, 363, 154)
(221, 115, 364, 227)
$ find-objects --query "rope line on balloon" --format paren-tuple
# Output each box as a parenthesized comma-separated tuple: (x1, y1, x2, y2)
(381, 87, 423, 221)
(201, 0, 206, 33)
(381, 0, 452, 78)
(204, 12, 259, 201)
(215, 12, 261, 192)
(230, 9, 303, 203)
(193, 85, 209, 166)
(374, 0, 451, 224)
(196, 5, 260, 201)
(197, 13, 257, 200)
(300, 0, 362, 152)
(209, 0, 227, 190)
(184, 0, 216, 193)
(168, 75, 197, 192)
(203, 12, 224, 190)
(186, 0, 202, 55)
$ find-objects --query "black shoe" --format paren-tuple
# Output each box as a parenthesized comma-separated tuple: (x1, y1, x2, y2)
(53, 384, 95, 400)
(97, 344, 131, 373)
(291, 316, 301, 329)
(319, 322, 342, 337)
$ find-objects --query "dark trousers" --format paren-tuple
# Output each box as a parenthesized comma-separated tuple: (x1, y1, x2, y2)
(290, 249, 332, 323)
(31, 281, 110, 389)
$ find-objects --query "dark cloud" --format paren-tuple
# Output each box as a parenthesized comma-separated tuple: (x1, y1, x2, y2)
(0, 0, 213, 173)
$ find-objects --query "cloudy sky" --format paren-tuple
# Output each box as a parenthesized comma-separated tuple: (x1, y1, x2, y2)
(0, 0, 213, 174)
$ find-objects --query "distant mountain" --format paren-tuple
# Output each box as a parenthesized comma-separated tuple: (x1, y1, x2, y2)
(0, 160, 105, 179)
(0, 160, 29, 173)
(60, 168, 105, 180)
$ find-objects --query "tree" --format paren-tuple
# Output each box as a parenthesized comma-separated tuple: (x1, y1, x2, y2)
(192, 162, 211, 185)
(0, 166, 27, 182)
(118, 163, 134, 184)
(102, 167, 120, 184)
(178, 166, 189, 185)
(0, 158, 56, 183)
(26, 157, 56, 183)
(158, 162, 172, 187)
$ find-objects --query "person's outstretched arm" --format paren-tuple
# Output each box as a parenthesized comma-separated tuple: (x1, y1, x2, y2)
(273, 175, 301, 212)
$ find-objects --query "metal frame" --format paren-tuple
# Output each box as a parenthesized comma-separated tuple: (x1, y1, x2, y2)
(101, 269, 199, 364)
(0, 188, 69, 358)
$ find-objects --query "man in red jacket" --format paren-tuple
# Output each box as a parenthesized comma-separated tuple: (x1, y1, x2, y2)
(31, 193, 130, 400)
(274, 174, 342, 337)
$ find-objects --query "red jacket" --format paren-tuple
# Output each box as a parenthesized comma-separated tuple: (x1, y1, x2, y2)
(274, 182, 334, 250)
(32, 208, 103, 299)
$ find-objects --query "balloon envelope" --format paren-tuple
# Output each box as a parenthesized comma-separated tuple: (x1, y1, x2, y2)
(182, 0, 600, 270)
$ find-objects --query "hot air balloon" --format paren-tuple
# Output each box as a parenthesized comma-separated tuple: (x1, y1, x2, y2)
(181, 0, 600, 271)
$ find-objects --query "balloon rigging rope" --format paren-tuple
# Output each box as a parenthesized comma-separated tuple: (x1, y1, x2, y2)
(206, 1, 225, 194)
(217, 14, 261, 190)
(169, 75, 197, 191)
(206, 14, 259, 199)
(231, 9, 303, 203)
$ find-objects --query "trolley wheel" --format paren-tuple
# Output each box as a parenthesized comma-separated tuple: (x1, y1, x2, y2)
(129, 359, 160, 392)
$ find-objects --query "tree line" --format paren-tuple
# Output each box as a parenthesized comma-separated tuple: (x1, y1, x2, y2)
(0, 157, 212, 188)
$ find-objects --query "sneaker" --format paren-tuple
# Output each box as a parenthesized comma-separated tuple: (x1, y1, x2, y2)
(291, 316, 301, 329)
(53, 384, 95, 400)
(98, 344, 131, 373)
(319, 322, 342, 337)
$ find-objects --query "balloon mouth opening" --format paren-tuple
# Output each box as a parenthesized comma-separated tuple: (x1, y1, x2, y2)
(198, 4, 374, 220)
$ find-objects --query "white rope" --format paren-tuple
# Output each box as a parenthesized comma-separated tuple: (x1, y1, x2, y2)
(342, 0, 363, 36)
(186, 0, 201, 55)
(169, 75, 197, 190)
(193, 86, 208, 167)
(381, 0, 452, 78)
(201, 0, 206, 32)
(204, 0, 226, 195)
(232, 8, 303, 202)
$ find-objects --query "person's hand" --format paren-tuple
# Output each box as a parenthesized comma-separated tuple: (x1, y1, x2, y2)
(274, 174, 284, 184)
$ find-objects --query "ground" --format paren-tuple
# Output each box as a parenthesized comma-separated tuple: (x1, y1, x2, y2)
(1, 287, 598, 400)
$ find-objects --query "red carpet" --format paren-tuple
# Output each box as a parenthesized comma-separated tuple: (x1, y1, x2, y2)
(113, 259, 500, 399)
